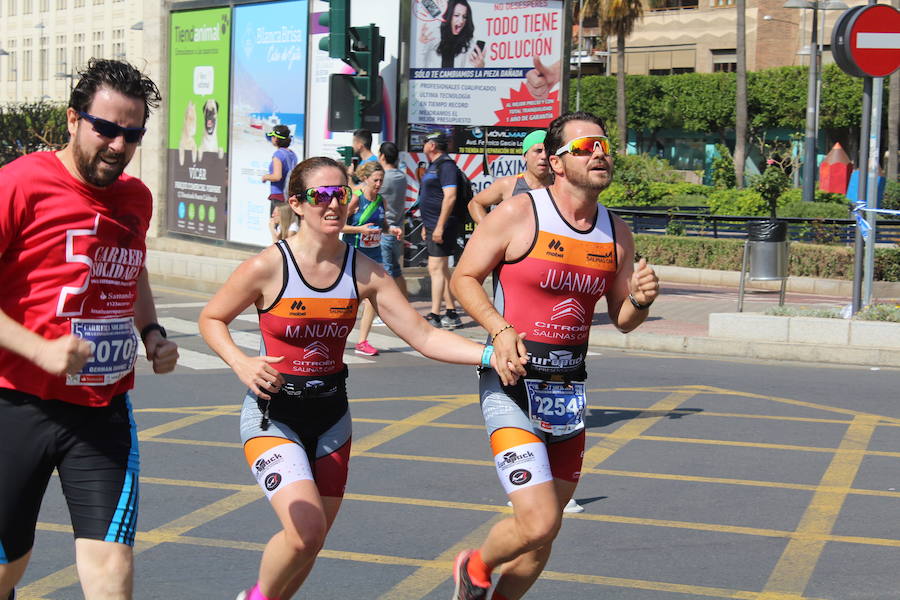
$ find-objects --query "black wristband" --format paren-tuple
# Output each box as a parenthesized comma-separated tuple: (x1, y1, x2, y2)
(140, 322, 167, 344)
(628, 293, 653, 311)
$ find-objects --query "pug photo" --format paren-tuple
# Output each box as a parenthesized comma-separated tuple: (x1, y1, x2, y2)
(177, 100, 198, 166)
(197, 99, 224, 161)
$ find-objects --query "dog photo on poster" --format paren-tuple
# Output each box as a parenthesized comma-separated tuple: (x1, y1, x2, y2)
(167, 7, 231, 240)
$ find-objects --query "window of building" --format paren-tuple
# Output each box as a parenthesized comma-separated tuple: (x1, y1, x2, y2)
(652, 0, 698, 9)
(55, 39, 65, 74)
(39, 47, 47, 82)
(22, 0, 31, 13)
(6, 40, 16, 82)
(73, 33, 84, 70)
(6, 0, 15, 15)
(23, 45, 32, 81)
(92, 0, 102, 5)
(710, 0, 735, 6)
(92, 30, 103, 59)
(39, 0, 47, 11)
(712, 48, 736, 73)
(56, 0, 65, 8)
(111, 28, 124, 59)
(74, 0, 83, 7)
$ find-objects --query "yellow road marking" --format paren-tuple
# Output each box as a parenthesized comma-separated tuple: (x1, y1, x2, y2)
(583, 389, 697, 468)
(20, 489, 261, 598)
(759, 415, 879, 599)
(31, 522, 832, 600)
(351, 401, 468, 456)
(376, 517, 503, 600)
(137, 412, 225, 441)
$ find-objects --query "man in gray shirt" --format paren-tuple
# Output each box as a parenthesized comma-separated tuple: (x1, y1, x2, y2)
(378, 142, 409, 297)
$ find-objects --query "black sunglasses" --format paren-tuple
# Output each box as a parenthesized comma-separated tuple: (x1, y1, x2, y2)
(78, 111, 146, 144)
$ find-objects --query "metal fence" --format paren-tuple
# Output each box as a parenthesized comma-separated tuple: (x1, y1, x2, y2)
(402, 206, 900, 267)
(610, 207, 900, 245)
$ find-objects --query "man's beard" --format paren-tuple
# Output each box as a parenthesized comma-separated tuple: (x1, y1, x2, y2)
(73, 142, 128, 188)
(566, 162, 612, 195)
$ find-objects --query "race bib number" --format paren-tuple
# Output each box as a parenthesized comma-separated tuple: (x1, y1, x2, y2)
(524, 379, 586, 436)
(360, 230, 382, 248)
(67, 317, 138, 386)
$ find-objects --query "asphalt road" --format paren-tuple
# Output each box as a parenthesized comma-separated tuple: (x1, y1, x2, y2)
(14, 286, 900, 600)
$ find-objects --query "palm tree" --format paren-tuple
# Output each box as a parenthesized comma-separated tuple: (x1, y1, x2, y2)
(734, 0, 747, 187)
(579, 0, 645, 153)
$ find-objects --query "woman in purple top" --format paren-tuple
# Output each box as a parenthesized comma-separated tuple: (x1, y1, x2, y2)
(262, 124, 299, 215)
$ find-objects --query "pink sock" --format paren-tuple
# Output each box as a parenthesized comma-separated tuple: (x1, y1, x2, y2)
(247, 583, 278, 600)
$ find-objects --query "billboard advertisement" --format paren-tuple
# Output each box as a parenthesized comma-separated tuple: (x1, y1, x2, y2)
(167, 8, 232, 240)
(228, 0, 309, 246)
(408, 0, 565, 154)
(307, 0, 402, 160)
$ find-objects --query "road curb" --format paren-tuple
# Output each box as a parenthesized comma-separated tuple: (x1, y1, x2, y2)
(589, 329, 900, 367)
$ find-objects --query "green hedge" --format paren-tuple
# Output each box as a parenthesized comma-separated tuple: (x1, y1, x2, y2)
(634, 234, 900, 281)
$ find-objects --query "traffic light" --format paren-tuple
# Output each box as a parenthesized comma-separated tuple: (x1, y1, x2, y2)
(336, 146, 354, 166)
(318, 0, 349, 60)
(349, 24, 385, 107)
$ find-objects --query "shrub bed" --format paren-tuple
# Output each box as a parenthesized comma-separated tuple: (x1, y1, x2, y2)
(634, 234, 900, 281)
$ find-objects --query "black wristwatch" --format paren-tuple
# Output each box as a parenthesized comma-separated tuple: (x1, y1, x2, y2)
(628, 293, 653, 311)
(140, 322, 167, 344)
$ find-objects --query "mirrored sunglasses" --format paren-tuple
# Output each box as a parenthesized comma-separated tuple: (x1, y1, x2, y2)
(303, 185, 352, 206)
(555, 135, 610, 157)
(78, 111, 146, 143)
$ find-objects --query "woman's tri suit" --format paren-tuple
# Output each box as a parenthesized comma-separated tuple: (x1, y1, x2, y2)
(480, 187, 618, 494)
(346, 189, 385, 263)
(240, 240, 360, 499)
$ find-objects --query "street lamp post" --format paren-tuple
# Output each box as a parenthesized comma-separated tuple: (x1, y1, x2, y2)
(783, 0, 847, 202)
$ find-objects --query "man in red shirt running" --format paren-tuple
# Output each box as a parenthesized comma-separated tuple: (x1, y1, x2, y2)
(0, 59, 178, 600)
(450, 111, 659, 600)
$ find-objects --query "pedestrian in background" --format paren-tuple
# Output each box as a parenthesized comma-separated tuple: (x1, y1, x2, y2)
(268, 203, 299, 243)
(261, 124, 298, 216)
(418, 131, 463, 329)
(378, 141, 409, 298)
(343, 161, 402, 356)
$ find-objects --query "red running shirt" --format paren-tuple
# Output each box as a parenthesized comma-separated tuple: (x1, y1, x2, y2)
(493, 187, 617, 379)
(258, 241, 360, 378)
(0, 152, 152, 406)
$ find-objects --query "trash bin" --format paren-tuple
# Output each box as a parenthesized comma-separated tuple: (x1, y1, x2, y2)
(746, 220, 788, 281)
(737, 220, 789, 311)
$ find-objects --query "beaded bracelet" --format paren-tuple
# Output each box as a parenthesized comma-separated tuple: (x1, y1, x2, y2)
(481, 345, 494, 368)
(492, 324, 514, 339)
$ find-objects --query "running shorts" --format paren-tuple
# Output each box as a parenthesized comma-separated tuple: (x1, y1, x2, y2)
(479, 369, 585, 494)
(0, 388, 139, 563)
(240, 385, 352, 499)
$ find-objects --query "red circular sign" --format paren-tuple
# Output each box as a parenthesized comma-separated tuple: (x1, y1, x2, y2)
(849, 4, 900, 77)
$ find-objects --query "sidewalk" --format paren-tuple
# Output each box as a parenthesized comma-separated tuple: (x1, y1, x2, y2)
(146, 239, 900, 368)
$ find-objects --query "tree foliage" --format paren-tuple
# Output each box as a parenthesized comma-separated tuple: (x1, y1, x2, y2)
(0, 102, 69, 167)
(572, 65, 885, 140)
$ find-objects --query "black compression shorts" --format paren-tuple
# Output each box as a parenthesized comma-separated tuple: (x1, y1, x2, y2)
(0, 388, 139, 563)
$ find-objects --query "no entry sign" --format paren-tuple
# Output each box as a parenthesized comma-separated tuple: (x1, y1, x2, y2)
(832, 3, 900, 78)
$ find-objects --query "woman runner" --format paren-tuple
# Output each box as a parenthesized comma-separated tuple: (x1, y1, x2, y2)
(199, 156, 526, 600)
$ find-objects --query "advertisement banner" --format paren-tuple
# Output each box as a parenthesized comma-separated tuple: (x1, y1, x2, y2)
(408, 0, 565, 151)
(167, 8, 232, 239)
(307, 0, 401, 160)
(228, 0, 309, 246)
